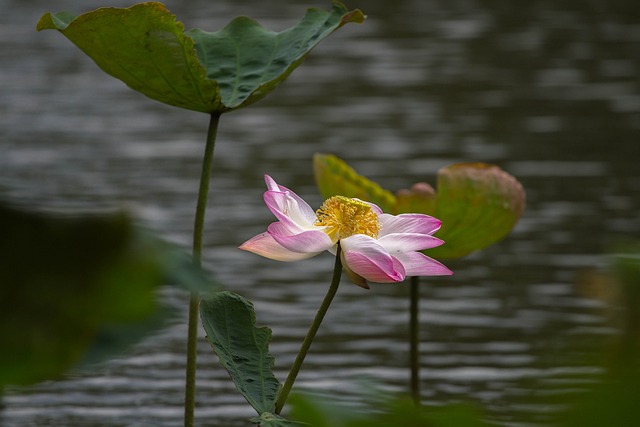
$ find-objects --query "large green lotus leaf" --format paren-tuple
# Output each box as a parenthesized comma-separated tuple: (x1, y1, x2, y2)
(37, 3, 219, 113)
(312, 154, 525, 260)
(200, 291, 280, 415)
(0, 202, 216, 388)
(37, 2, 365, 114)
(313, 153, 396, 212)
(188, 2, 365, 111)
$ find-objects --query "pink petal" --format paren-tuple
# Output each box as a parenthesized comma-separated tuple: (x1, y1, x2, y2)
(340, 235, 405, 283)
(377, 233, 444, 253)
(264, 211, 307, 236)
(263, 175, 316, 224)
(264, 174, 281, 192)
(378, 213, 442, 237)
(265, 175, 308, 208)
(264, 189, 316, 226)
(239, 232, 319, 261)
(268, 222, 334, 253)
(340, 257, 370, 289)
(393, 251, 453, 276)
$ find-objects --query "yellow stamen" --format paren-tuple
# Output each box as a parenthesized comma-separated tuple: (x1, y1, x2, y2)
(314, 196, 380, 241)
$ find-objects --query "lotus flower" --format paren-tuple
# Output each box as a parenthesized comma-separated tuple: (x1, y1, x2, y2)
(240, 175, 452, 288)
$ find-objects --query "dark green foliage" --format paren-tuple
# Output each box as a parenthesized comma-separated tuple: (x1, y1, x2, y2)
(200, 291, 281, 415)
(289, 393, 495, 427)
(0, 202, 216, 387)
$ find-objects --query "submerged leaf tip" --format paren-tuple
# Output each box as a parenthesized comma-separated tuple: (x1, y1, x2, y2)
(331, 0, 366, 24)
(341, 9, 367, 25)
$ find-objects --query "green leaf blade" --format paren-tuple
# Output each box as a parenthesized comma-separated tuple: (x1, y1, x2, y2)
(37, 2, 220, 113)
(188, 1, 365, 110)
(200, 291, 280, 415)
(36, 11, 75, 30)
(38, 1, 364, 114)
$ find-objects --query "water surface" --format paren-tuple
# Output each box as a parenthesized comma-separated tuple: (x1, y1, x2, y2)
(1, 0, 639, 425)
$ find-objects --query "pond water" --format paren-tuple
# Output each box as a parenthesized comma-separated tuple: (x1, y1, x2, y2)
(1, 0, 639, 425)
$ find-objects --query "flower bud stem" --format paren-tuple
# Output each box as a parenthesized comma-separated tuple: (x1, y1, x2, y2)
(275, 245, 343, 414)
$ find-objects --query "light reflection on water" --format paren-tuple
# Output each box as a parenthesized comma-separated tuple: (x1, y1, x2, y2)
(1, 0, 639, 425)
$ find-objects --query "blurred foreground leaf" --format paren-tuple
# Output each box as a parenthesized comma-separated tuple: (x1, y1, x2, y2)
(200, 291, 280, 416)
(575, 243, 640, 366)
(37, 1, 365, 114)
(290, 393, 494, 427)
(560, 243, 640, 426)
(0, 202, 216, 388)
(314, 153, 525, 259)
(557, 373, 640, 427)
(611, 245, 640, 366)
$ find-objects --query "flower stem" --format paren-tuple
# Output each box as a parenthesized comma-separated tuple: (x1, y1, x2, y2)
(274, 245, 343, 415)
(184, 112, 221, 427)
(410, 275, 420, 405)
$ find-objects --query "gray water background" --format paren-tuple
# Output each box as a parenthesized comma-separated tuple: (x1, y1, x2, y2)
(1, 0, 639, 425)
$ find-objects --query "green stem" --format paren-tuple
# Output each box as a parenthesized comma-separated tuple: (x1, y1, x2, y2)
(184, 112, 221, 427)
(275, 245, 343, 415)
(410, 275, 420, 405)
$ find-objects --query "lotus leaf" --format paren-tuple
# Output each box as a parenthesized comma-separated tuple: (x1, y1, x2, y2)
(37, 2, 365, 113)
(313, 153, 525, 259)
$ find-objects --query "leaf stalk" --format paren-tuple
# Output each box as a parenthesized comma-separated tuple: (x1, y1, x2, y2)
(185, 112, 221, 427)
